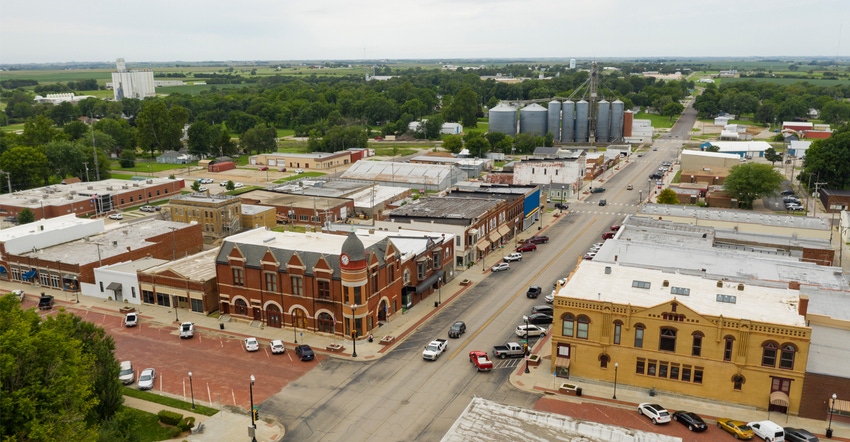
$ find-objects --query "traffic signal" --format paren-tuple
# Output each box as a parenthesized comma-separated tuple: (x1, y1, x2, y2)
(252, 409, 259, 421)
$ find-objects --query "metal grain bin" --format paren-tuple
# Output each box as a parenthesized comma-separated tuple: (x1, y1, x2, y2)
(596, 100, 610, 142)
(575, 100, 589, 142)
(547, 100, 561, 140)
(488, 103, 518, 136)
(520, 103, 548, 136)
(610, 100, 625, 142)
(561, 100, 575, 142)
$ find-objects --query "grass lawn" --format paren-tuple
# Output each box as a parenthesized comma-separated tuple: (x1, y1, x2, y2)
(635, 112, 676, 129)
(0, 123, 25, 133)
(118, 407, 180, 442)
(123, 387, 218, 416)
(372, 146, 421, 157)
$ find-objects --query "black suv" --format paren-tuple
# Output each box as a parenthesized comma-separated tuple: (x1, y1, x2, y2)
(38, 294, 54, 310)
(448, 321, 466, 338)
(554, 203, 569, 210)
(526, 286, 542, 298)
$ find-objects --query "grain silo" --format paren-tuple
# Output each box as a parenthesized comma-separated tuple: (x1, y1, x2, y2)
(488, 103, 518, 136)
(519, 103, 548, 136)
(596, 100, 610, 142)
(561, 100, 575, 142)
(610, 100, 625, 142)
(575, 100, 589, 142)
(547, 100, 561, 140)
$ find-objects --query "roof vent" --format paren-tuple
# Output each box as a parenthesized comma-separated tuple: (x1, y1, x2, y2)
(717, 281, 723, 288)
(737, 283, 744, 291)
(604, 266, 611, 274)
(663, 280, 669, 287)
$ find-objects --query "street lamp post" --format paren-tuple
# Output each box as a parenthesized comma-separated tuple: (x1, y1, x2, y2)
(613, 362, 619, 400)
(827, 393, 837, 438)
(561, 185, 565, 208)
(249, 374, 257, 442)
(188, 371, 195, 409)
(74, 276, 79, 303)
(523, 315, 530, 374)
(293, 312, 298, 344)
(350, 304, 358, 358)
(538, 205, 544, 230)
(639, 189, 643, 206)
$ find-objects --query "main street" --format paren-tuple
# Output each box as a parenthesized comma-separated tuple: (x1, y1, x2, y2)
(261, 130, 678, 441)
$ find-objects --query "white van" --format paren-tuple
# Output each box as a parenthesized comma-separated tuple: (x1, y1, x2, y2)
(748, 420, 785, 442)
(123, 312, 138, 327)
(118, 361, 135, 385)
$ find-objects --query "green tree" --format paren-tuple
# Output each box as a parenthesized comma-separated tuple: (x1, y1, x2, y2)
(423, 116, 445, 140)
(17, 208, 35, 224)
(464, 133, 490, 158)
(20, 115, 58, 147)
(656, 188, 679, 204)
(43, 140, 86, 181)
(799, 124, 850, 191)
(187, 121, 216, 156)
(215, 124, 236, 157)
(63, 120, 89, 141)
(723, 163, 785, 209)
(240, 124, 277, 155)
(226, 180, 235, 191)
(135, 100, 189, 158)
(444, 86, 479, 128)
(94, 118, 136, 151)
(118, 149, 136, 168)
(704, 145, 720, 152)
(443, 135, 463, 154)
(764, 147, 783, 166)
(0, 146, 50, 189)
(661, 102, 685, 121)
(0, 298, 99, 441)
(191, 180, 201, 192)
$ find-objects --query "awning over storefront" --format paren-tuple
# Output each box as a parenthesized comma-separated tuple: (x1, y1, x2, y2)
(0, 265, 6, 273)
(22, 269, 37, 281)
(476, 239, 489, 252)
(555, 356, 571, 368)
(488, 231, 500, 243)
(106, 282, 122, 291)
(497, 225, 511, 238)
(62, 274, 75, 280)
(415, 270, 445, 294)
(769, 391, 790, 408)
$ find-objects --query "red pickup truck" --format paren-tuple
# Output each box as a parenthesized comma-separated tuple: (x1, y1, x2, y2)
(469, 351, 493, 372)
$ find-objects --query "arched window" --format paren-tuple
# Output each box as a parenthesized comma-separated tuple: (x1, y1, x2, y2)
(762, 341, 779, 367)
(234, 298, 248, 316)
(733, 374, 745, 391)
(403, 269, 411, 285)
(317, 312, 334, 334)
(599, 353, 610, 369)
(613, 320, 623, 345)
(691, 331, 704, 357)
(561, 313, 575, 337)
(659, 327, 677, 352)
(723, 335, 735, 362)
(634, 323, 645, 348)
(779, 343, 797, 370)
(576, 315, 590, 339)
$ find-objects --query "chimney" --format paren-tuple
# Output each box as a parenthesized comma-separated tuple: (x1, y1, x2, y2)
(798, 294, 809, 317)
(789, 281, 801, 290)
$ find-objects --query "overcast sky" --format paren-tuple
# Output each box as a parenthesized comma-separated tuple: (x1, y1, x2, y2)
(2, 0, 848, 64)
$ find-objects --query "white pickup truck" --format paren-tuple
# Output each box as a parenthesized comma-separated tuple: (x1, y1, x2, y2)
(423, 339, 448, 360)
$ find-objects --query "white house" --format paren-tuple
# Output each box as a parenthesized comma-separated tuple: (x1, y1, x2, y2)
(90, 257, 168, 305)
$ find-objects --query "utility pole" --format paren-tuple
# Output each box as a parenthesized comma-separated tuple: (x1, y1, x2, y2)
(813, 180, 827, 216)
(90, 112, 100, 181)
(0, 171, 10, 194)
(83, 162, 90, 182)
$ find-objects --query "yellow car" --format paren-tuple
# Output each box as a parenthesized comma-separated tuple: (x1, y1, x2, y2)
(717, 418, 754, 440)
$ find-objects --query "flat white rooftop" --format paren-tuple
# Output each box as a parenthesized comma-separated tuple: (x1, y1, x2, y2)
(558, 260, 805, 327)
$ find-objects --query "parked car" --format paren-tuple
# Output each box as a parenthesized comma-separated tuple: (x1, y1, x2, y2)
(554, 203, 569, 210)
(295, 168, 304, 174)
(544, 291, 555, 304)
(270, 339, 286, 354)
(198, 178, 213, 184)
(244, 337, 260, 352)
(503, 252, 523, 262)
(198, 186, 208, 192)
(11, 289, 25, 302)
(717, 418, 754, 440)
(780, 190, 796, 196)
(138, 368, 156, 390)
(491, 262, 510, 272)
(448, 321, 466, 338)
(515, 324, 547, 338)
(532, 305, 553, 315)
(626, 184, 634, 190)
(591, 242, 605, 249)
(784, 427, 819, 442)
(258, 166, 268, 171)
(610, 225, 621, 231)
(234, 182, 244, 188)
(279, 167, 287, 172)
(294, 344, 315, 361)
(649, 172, 663, 179)
(179, 322, 194, 338)
(469, 351, 493, 372)
(119, 361, 135, 385)
(672, 411, 707, 432)
(123, 312, 138, 327)
(787, 205, 805, 211)
(583, 252, 596, 260)
(108, 213, 123, 220)
(526, 313, 553, 325)
(662, 161, 672, 167)
(516, 243, 537, 252)
(140, 205, 156, 212)
(527, 235, 549, 244)
(526, 286, 542, 298)
(38, 294, 54, 310)
(747, 420, 785, 442)
(591, 187, 606, 193)
(598, 199, 607, 206)
(219, 181, 228, 186)
(602, 231, 616, 239)
(638, 403, 671, 424)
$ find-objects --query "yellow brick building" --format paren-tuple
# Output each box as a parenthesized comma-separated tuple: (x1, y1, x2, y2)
(550, 261, 810, 415)
(167, 193, 242, 238)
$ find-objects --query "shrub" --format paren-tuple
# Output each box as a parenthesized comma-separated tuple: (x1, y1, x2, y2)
(178, 416, 196, 432)
(157, 409, 183, 426)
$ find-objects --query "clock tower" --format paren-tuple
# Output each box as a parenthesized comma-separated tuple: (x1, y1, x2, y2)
(340, 232, 368, 338)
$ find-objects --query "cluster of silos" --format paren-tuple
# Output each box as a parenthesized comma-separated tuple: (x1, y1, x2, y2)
(488, 99, 625, 143)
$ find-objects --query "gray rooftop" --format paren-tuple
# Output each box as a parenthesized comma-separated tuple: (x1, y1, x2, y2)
(638, 203, 831, 232)
(241, 204, 274, 216)
(145, 248, 220, 281)
(388, 197, 500, 221)
(0, 177, 181, 210)
(341, 161, 455, 186)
